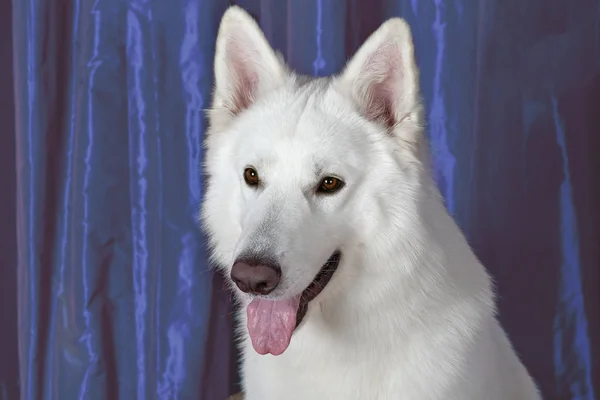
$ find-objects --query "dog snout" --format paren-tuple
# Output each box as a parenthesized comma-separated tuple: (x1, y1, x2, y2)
(230, 257, 281, 295)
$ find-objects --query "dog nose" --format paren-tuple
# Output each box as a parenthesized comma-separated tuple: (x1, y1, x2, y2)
(230, 259, 281, 295)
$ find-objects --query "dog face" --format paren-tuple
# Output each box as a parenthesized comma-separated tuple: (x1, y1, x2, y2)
(201, 6, 424, 303)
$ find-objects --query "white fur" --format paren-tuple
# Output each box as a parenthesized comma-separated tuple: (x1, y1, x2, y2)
(202, 6, 541, 400)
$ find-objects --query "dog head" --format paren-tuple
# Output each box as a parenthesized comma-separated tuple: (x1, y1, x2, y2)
(202, 6, 426, 305)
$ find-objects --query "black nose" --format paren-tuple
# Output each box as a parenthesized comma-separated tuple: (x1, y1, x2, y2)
(230, 258, 281, 295)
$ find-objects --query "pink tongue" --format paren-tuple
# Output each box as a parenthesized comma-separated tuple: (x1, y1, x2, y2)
(246, 295, 301, 356)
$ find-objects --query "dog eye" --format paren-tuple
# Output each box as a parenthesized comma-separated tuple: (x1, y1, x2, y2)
(243, 167, 260, 186)
(317, 176, 345, 194)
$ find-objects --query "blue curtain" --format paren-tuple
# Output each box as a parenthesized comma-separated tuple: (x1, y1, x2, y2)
(6, 0, 599, 399)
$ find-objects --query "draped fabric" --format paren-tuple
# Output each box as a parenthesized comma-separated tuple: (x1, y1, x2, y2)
(6, 0, 599, 399)
(1, 1, 18, 399)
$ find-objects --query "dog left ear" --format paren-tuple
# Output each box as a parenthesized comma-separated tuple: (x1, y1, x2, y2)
(209, 6, 287, 130)
(334, 18, 422, 141)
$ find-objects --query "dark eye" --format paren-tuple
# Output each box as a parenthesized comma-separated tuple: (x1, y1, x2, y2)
(243, 167, 260, 186)
(317, 176, 345, 194)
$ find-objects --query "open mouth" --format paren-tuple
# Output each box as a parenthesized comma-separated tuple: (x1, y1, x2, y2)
(295, 250, 342, 329)
(245, 251, 342, 356)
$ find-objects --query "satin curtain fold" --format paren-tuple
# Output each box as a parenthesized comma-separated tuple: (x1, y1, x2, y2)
(13, 0, 233, 398)
(10, 0, 600, 399)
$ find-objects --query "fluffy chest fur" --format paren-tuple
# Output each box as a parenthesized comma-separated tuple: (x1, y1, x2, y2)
(238, 297, 535, 400)
(234, 232, 538, 399)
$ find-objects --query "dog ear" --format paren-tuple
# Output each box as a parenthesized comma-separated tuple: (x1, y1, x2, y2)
(210, 6, 287, 129)
(334, 18, 422, 140)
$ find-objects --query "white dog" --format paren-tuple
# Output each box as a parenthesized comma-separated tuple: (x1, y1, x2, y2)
(202, 6, 541, 400)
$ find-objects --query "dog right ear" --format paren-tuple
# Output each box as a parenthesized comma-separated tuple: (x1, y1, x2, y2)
(333, 18, 423, 144)
(209, 6, 287, 130)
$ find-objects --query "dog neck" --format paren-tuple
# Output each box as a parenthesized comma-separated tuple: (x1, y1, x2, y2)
(311, 191, 495, 342)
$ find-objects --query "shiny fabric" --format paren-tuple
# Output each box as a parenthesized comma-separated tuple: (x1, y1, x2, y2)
(8, 0, 600, 399)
